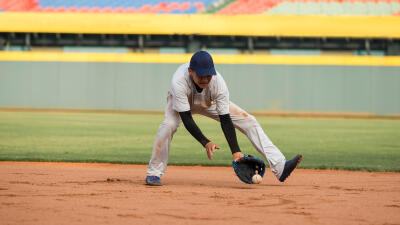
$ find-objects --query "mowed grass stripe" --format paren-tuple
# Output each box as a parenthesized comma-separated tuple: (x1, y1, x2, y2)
(0, 112, 399, 172)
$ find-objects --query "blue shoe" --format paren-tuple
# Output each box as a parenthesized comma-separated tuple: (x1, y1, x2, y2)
(279, 154, 302, 182)
(146, 176, 162, 186)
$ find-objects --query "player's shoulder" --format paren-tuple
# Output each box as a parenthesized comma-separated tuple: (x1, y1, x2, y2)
(171, 63, 190, 91)
(172, 63, 190, 80)
(179, 63, 190, 71)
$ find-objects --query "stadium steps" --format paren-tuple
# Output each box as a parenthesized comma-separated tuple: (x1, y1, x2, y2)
(303, 0, 399, 16)
(264, 1, 400, 15)
(217, 0, 400, 15)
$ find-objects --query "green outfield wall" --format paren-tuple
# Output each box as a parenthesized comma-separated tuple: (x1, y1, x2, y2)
(1, 57, 399, 116)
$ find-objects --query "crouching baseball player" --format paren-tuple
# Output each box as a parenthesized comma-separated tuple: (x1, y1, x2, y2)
(146, 51, 302, 186)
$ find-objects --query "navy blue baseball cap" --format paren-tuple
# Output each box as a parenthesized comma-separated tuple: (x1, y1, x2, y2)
(189, 51, 216, 77)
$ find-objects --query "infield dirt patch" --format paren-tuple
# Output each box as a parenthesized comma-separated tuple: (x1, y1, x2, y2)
(0, 162, 399, 225)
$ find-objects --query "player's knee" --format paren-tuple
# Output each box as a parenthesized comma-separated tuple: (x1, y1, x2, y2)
(240, 114, 259, 131)
(160, 119, 180, 131)
(246, 114, 258, 125)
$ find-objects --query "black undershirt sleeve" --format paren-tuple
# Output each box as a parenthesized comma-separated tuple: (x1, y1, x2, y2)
(219, 113, 241, 154)
(179, 111, 210, 147)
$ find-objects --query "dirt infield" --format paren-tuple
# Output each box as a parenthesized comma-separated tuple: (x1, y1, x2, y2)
(0, 162, 399, 225)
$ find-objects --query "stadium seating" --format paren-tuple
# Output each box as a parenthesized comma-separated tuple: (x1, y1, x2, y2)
(0, 0, 214, 13)
(0, 0, 399, 15)
(217, 0, 400, 15)
(264, 0, 400, 15)
(217, 0, 281, 14)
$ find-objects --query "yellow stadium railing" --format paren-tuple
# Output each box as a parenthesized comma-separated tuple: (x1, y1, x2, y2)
(0, 13, 399, 38)
(1, 52, 400, 66)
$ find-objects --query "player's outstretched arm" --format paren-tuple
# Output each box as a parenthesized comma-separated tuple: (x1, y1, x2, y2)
(219, 114, 244, 161)
(179, 111, 219, 160)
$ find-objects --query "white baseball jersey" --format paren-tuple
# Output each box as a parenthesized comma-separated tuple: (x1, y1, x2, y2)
(169, 63, 230, 115)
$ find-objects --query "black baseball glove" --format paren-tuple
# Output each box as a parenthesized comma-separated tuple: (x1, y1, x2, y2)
(232, 155, 266, 184)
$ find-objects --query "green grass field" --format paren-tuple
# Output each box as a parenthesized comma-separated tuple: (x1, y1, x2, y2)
(0, 111, 399, 171)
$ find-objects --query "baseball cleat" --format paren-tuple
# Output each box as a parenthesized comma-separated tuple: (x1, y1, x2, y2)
(279, 154, 302, 182)
(145, 176, 162, 186)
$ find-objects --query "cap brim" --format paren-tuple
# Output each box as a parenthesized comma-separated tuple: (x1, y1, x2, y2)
(195, 67, 217, 77)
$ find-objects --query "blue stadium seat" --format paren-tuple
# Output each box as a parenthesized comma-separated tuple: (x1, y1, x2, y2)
(36, 0, 216, 13)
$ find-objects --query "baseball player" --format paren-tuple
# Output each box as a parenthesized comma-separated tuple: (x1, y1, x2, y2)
(146, 51, 302, 186)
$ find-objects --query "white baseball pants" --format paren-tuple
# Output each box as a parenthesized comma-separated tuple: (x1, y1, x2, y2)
(147, 94, 286, 179)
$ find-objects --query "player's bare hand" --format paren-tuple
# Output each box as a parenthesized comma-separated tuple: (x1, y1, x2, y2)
(205, 142, 220, 160)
